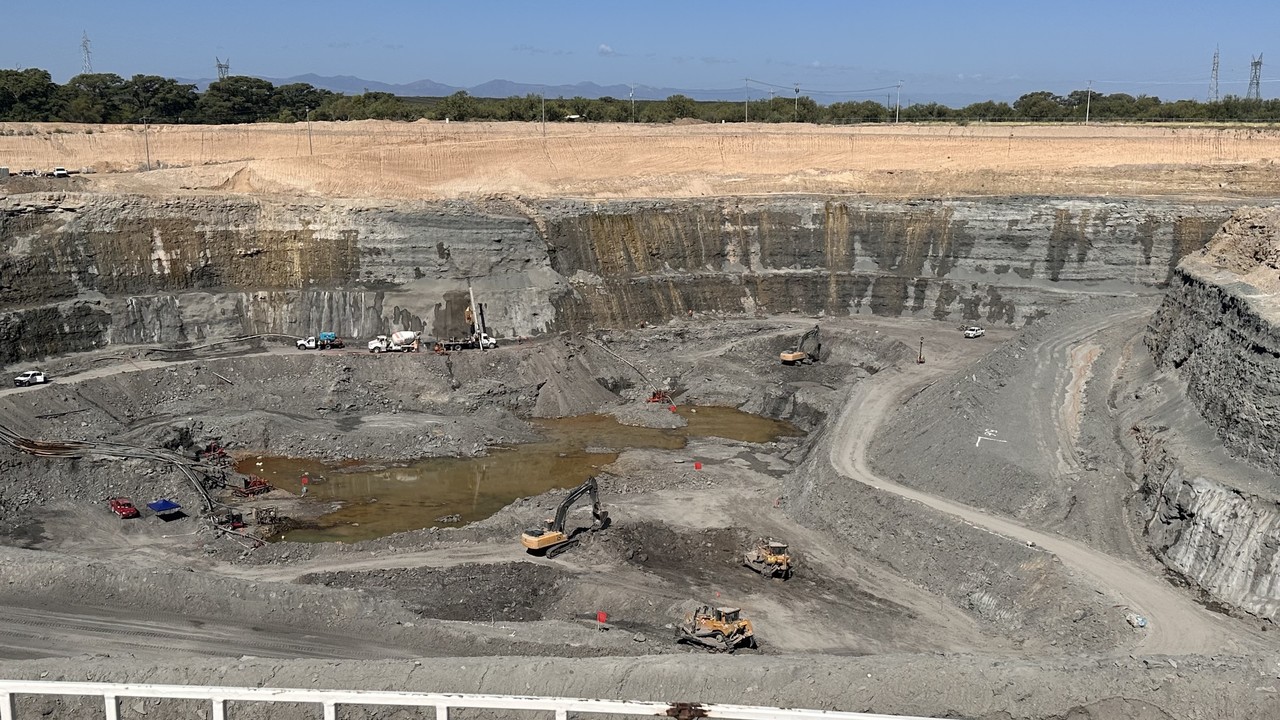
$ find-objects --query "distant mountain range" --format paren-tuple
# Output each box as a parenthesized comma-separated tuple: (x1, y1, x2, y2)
(176, 73, 997, 107)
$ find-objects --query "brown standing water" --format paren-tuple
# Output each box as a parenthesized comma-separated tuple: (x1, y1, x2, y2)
(235, 406, 801, 543)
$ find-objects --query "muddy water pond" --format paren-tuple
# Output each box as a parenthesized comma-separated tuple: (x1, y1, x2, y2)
(236, 406, 800, 543)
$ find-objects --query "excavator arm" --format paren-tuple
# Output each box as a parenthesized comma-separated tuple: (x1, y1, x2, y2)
(521, 476, 610, 554)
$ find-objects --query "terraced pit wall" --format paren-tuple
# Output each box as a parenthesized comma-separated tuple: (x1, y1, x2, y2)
(1143, 207, 1280, 619)
(1, 191, 1235, 364)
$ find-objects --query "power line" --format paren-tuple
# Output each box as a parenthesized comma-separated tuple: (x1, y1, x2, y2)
(744, 77, 899, 96)
(215, 56, 230, 81)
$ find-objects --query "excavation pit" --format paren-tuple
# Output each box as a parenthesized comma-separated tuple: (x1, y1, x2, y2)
(238, 407, 801, 543)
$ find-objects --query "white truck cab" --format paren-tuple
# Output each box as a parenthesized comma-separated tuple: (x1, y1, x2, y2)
(14, 370, 47, 387)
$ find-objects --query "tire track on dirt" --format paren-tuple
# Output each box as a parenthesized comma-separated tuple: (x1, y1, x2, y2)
(829, 309, 1256, 656)
(0, 605, 418, 660)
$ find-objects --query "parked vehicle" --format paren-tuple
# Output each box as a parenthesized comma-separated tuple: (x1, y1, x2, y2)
(108, 497, 141, 519)
(51, 167, 69, 178)
(368, 330, 421, 353)
(297, 332, 345, 350)
(440, 332, 498, 351)
(963, 326, 985, 339)
(13, 370, 47, 387)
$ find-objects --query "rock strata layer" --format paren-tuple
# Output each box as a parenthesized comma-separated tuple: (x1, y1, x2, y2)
(1144, 206, 1280, 619)
(2, 192, 1235, 364)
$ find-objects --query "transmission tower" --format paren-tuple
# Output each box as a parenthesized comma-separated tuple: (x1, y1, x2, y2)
(1209, 46, 1219, 102)
(215, 56, 230, 81)
(80, 32, 93, 75)
(1247, 54, 1263, 100)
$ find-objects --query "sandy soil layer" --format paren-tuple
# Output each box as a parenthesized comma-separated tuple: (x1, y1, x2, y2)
(3, 121, 1280, 200)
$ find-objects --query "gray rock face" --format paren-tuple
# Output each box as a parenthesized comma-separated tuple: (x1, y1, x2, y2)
(1139, 444, 1280, 620)
(1, 192, 1237, 364)
(1142, 206, 1280, 620)
(1147, 208, 1280, 473)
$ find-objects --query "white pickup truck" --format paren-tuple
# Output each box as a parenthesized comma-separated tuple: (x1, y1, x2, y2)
(14, 370, 48, 387)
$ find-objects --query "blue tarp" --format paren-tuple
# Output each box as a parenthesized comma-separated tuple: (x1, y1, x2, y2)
(147, 498, 181, 513)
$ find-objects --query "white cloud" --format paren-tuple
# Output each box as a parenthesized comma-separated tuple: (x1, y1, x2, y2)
(598, 43, 615, 57)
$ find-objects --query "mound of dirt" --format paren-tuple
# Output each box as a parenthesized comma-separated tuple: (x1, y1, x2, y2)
(299, 562, 572, 621)
(1192, 206, 1280, 278)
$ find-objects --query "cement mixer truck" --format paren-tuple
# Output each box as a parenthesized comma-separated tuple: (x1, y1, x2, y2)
(368, 330, 422, 353)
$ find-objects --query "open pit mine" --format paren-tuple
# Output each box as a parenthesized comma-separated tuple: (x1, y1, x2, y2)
(1, 121, 1280, 720)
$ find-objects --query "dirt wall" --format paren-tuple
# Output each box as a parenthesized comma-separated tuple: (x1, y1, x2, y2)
(2, 192, 1235, 364)
(1140, 208, 1280, 619)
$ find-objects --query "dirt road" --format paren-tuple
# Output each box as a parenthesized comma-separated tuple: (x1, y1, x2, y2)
(0, 604, 420, 661)
(830, 308, 1257, 656)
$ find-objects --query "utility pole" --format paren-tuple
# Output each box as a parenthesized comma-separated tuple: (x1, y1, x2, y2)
(629, 85, 635, 122)
(917, 336, 925, 364)
(541, 93, 546, 136)
(80, 32, 93, 74)
(1209, 45, 1220, 102)
(1247, 54, 1263, 101)
(744, 78, 749, 123)
(306, 107, 313, 155)
(1084, 80, 1092, 124)
(794, 84, 800, 122)
(895, 82, 902, 123)
(141, 116, 151, 171)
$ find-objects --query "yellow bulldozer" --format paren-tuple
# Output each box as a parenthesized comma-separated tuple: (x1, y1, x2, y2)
(675, 605, 757, 652)
(743, 539, 793, 579)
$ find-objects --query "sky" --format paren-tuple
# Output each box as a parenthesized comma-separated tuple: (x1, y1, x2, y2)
(3, 0, 1277, 104)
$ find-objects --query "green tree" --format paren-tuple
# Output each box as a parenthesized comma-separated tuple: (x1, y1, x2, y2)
(665, 94, 696, 119)
(436, 90, 478, 121)
(122, 75, 198, 122)
(197, 76, 277, 123)
(55, 73, 128, 122)
(959, 100, 1014, 120)
(273, 83, 336, 122)
(1013, 91, 1065, 119)
(0, 68, 57, 121)
(825, 100, 889, 123)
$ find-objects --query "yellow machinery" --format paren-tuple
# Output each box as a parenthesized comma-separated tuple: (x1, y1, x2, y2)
(521, 476, 609, 557)
(780, 325, 821, 365)
(743, 539, 793, 579)
(676, 605, 757, 652)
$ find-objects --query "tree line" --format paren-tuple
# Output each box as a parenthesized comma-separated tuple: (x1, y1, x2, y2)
(3, 67, 1279, 125)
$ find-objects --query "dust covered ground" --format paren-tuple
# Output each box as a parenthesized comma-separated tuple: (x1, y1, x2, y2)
(4, 119, 1280, 718)
(1, 311, 1278, 719)
(4, 121, 1280, 201)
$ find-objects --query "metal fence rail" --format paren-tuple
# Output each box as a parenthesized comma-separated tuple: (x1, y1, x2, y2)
(0, 680, 948, 720)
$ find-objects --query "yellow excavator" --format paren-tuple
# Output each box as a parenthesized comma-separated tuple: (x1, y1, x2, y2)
(520, 476, 610, 557)
(780, 325, 821, 365)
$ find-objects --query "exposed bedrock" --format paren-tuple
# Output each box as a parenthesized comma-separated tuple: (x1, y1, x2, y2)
(2, 192, 1235, 363)
(1132, 429, 1280, 620)
(1141, 207, 1280, 619)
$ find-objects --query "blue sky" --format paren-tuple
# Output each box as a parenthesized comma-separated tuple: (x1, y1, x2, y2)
(4, 1, 1276, 104)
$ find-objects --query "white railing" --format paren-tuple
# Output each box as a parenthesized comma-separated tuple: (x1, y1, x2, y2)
(0, 680, 949, 720)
